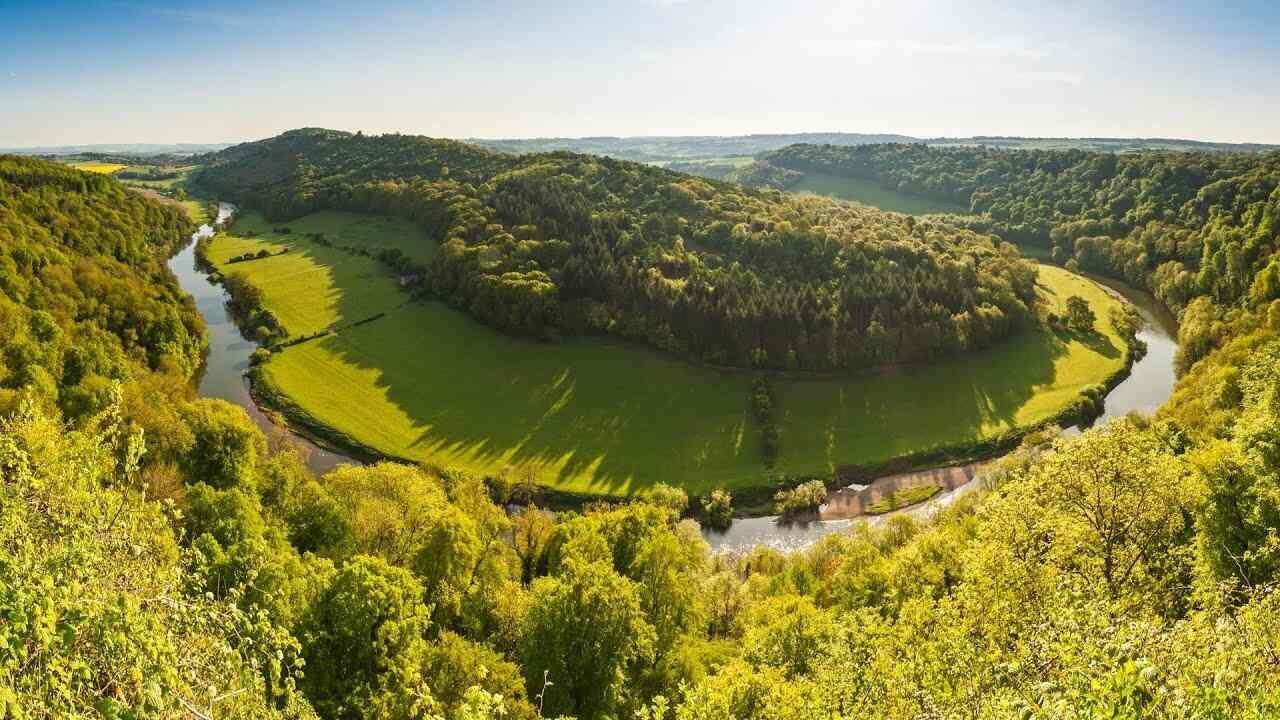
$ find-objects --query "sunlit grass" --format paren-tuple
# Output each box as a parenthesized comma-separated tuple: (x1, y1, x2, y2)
(212, 211, 1129, 497)
(865, 484, 943, 514)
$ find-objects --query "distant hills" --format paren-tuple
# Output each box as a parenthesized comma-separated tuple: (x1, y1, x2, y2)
(470, 133, 1280, 165)
(6, 134, 1275, 163)
(0, 142, 232, 157)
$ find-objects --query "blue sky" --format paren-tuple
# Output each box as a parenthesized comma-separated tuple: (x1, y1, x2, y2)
(1, 0, 1278, 147)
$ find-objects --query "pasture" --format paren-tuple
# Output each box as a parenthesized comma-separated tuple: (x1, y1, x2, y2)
(791, 171, 968, 215)
(213, 212, 1130, 498)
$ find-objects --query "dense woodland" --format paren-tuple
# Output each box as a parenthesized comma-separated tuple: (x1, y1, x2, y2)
(194, 129, 1040, 370)
(0, 156, 203, 418)
(741, 144, 1280, 399)
(6, 148, 1280, 718)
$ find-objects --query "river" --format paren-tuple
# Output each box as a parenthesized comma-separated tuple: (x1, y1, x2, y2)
(168, 203, 353, 475)
(170, 213, 1179, 553)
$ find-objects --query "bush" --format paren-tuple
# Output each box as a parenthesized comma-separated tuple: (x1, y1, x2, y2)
(1066, 295, 1096, 332)
(639, 483, 689, 516)
(701, 489, 733, 529)
(773, 479, 828, 516)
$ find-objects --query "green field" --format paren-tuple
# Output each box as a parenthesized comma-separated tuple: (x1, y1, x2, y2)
(776, 267, 1130, 477)
(206, 211, 432, 335)
(791, 171, 968, 215)
(118, 165, 196, 190)
(211, 211, 1129, 498)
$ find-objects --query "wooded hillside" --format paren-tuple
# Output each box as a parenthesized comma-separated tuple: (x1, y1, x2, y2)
(195, 129, 1041, 371)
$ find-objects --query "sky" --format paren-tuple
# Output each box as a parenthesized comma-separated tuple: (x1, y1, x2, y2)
(1, 0, 1279, 147)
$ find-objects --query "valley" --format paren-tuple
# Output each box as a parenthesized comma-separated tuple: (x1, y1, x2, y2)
(198, 205, 1135, 503)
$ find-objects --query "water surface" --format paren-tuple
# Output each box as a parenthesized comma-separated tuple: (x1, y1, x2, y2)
(168, 202, 354, 475)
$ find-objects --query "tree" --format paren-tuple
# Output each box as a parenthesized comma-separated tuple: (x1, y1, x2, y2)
(298, 555, 432, 719)
(323, 462, 447, 565)
(701, 489, 733, 529)
(1064, 295, 1096, 332)
(521, 559, 656, 718)
(991, 421, 1195, 611)
(179, 398, 266, 490)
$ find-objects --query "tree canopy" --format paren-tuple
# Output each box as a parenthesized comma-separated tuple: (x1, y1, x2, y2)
(194, 129, 1041, 371)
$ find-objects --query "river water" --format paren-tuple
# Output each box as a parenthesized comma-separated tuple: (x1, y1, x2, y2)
(168, 203, 353, 475)
(170, 214, 1179, 553)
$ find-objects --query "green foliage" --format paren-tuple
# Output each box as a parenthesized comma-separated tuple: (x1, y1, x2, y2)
(0, 155, 201, 418)
(0, 399, 313, 719)
(179, 398, 267, 490)
(747, 144, 1280, 358)
(298, 555, 433, 719)
(701, 489, 733, 529)
(772, 479, 827, 515)
(1065, 293, 1097, 331)
(196, 129, 1042, 371)
(639, 482, 690, 517)
(521, 559, 656, 718)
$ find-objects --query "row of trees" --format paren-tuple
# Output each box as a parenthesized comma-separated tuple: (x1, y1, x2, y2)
(194, 129, 1042, 370)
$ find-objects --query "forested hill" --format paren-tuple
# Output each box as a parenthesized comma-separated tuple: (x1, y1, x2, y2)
(0, 156, 203, 416)
(735, 143, 1280, 440)
(196, 128, 1040, 372)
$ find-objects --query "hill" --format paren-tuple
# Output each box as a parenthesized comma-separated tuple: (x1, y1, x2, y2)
(472, 133, 1279, 163)
(195, 128, 1042, 372)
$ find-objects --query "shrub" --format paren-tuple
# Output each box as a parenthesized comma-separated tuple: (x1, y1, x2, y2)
(639, 483, 689, 516)
(773, 479, 828, 516)
(701, 489, 733, 529)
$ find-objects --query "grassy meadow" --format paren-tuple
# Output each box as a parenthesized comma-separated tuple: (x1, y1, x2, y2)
(205, 211, 431, 336)
(776, 267, 1131, 478)
(211, 211, 1129, 498)
(791, 171, 968, 215)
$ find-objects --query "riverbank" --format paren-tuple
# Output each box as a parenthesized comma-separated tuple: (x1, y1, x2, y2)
(167, 202, 356, 475)
(170, 204, 1176, 551)
(704, 279, 1179, 552)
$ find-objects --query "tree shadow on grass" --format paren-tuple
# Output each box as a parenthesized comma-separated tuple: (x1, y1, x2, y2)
(248, 211, 1115, 496)
(776, 325, 1070, 474)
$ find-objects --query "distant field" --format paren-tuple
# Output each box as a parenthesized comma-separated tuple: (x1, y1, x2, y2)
(206, 211, 432, 335)
(790, 171, 968, 215)
(212, 211, 1129, 498)
(181, 200, 212, 225)
(72, 161, 127, 174)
